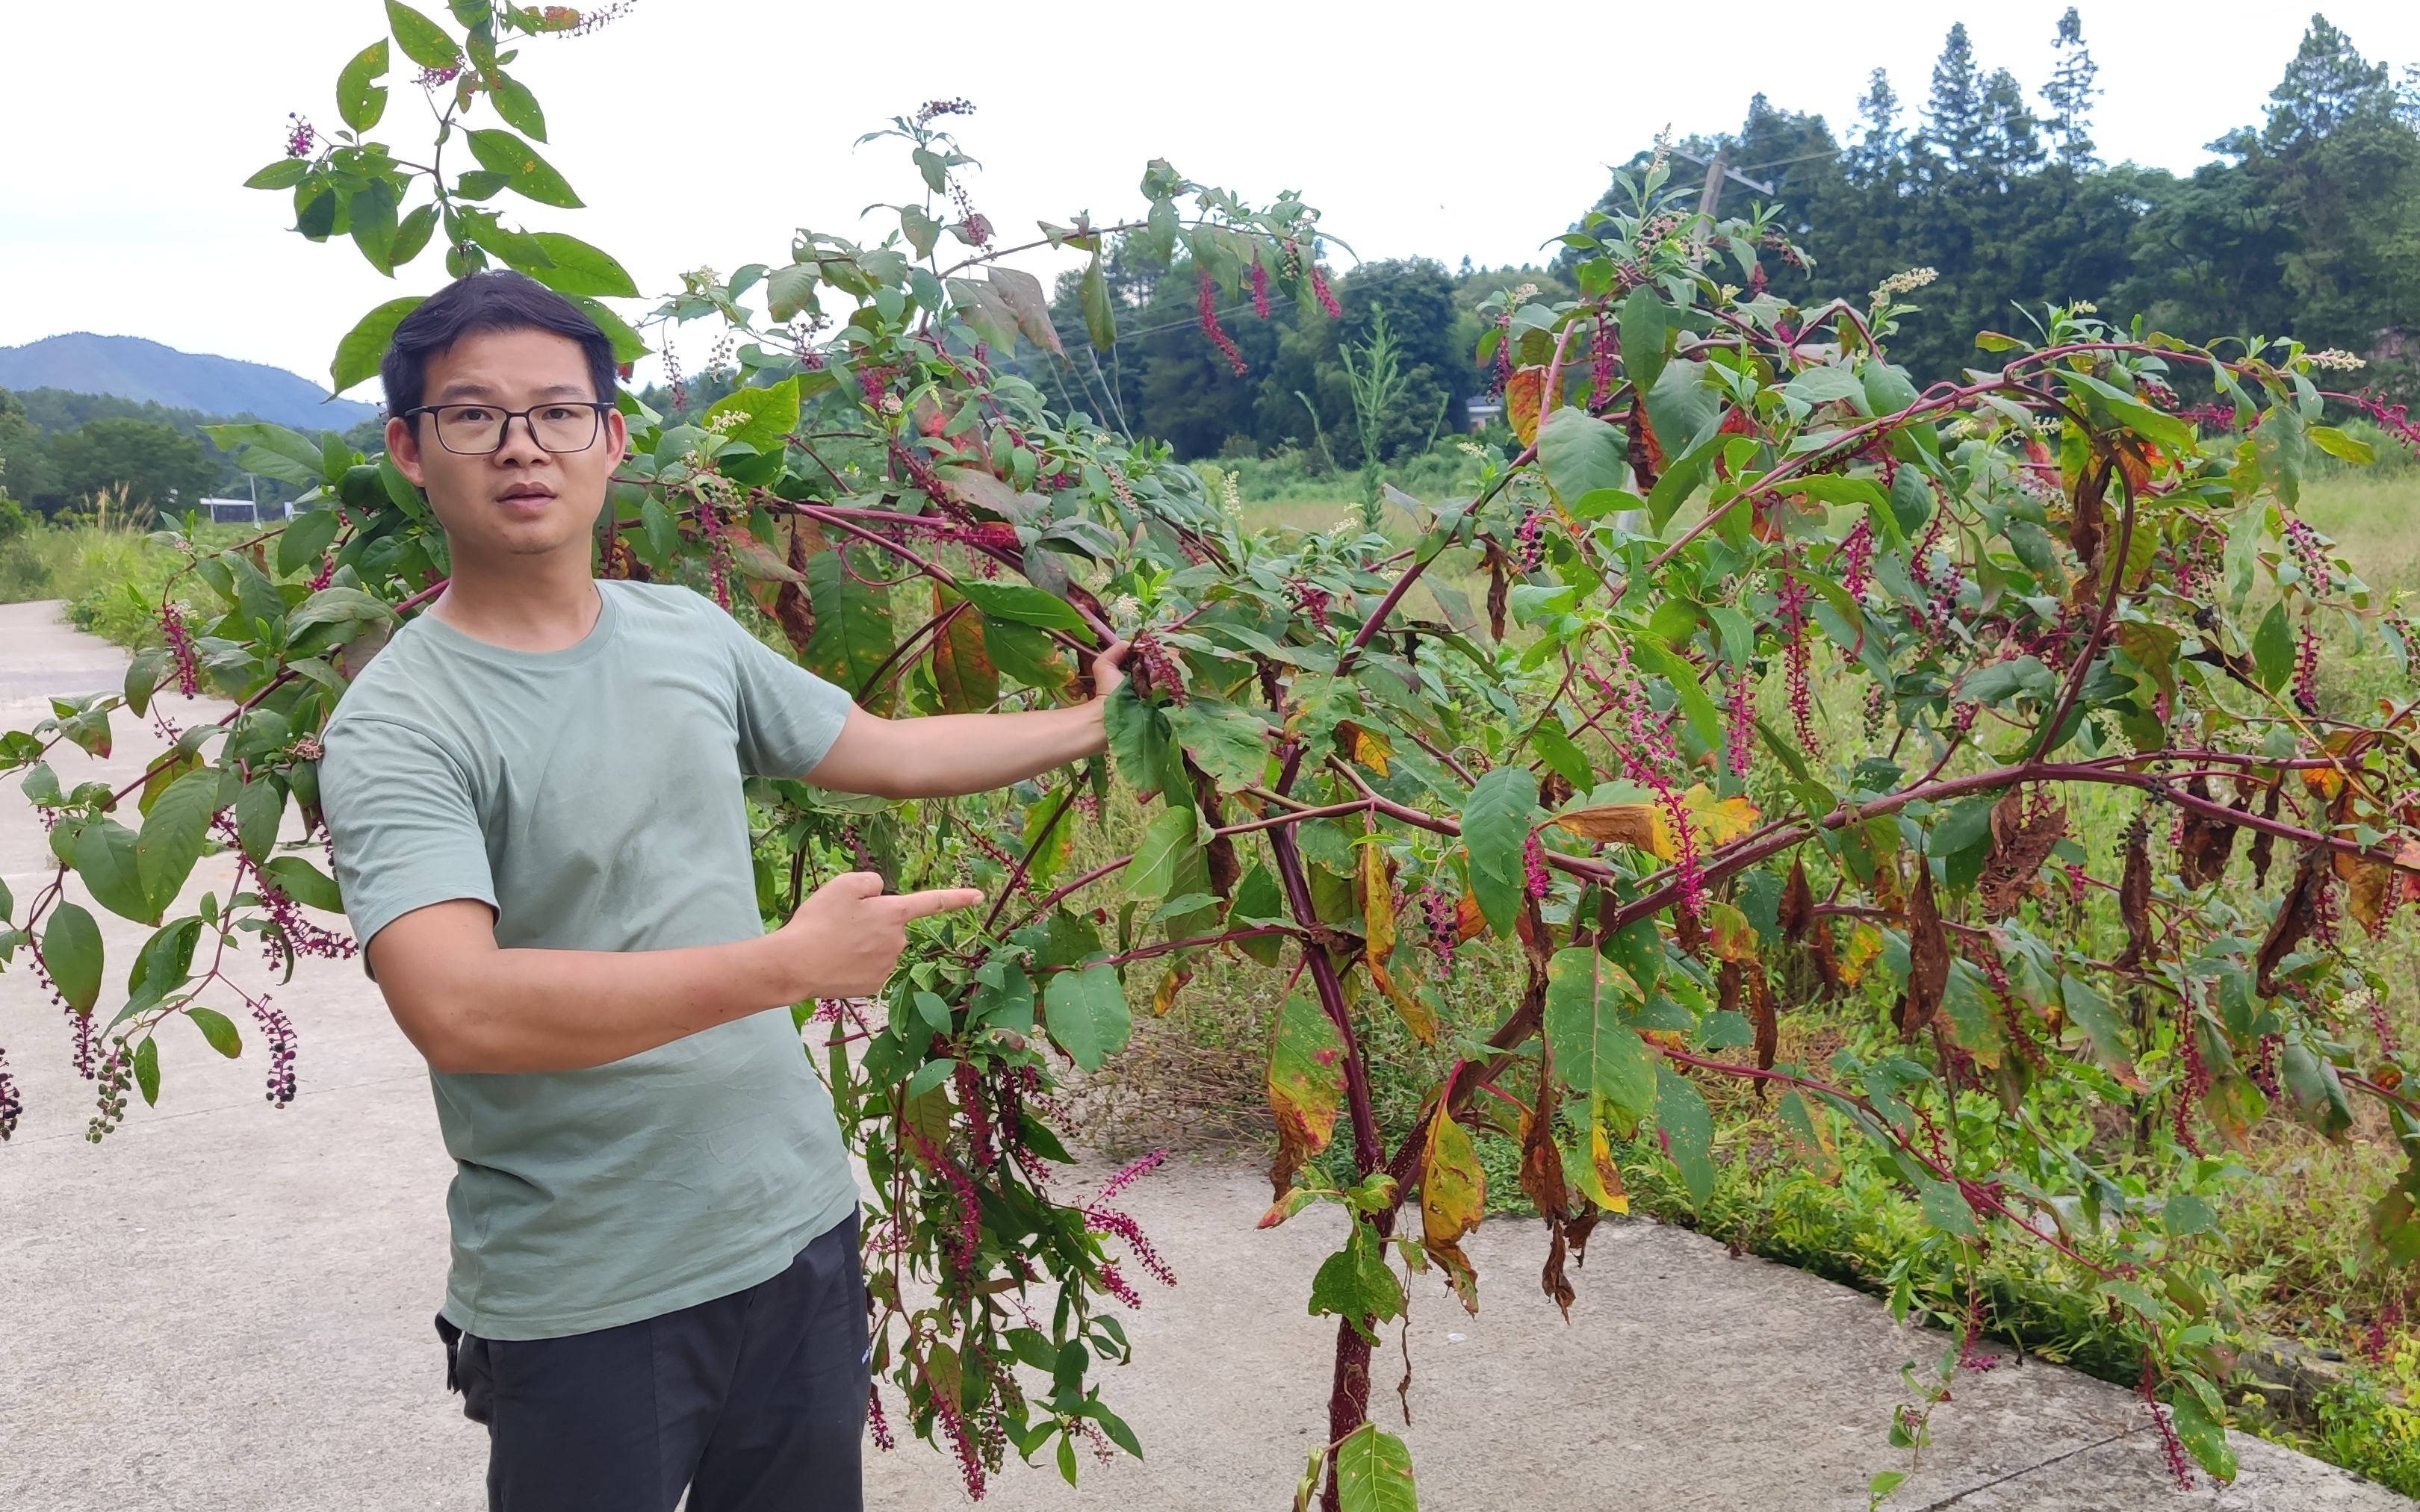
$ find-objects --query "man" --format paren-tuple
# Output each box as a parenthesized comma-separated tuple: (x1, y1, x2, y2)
(319, 270, 1124, 1512)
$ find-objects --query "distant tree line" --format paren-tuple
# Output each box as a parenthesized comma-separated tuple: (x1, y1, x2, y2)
(0, 388, 380, 519)
(1604, 10, 2420, 393)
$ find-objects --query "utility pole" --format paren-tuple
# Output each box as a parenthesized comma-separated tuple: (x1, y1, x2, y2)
(1695, 148, 1729, 222)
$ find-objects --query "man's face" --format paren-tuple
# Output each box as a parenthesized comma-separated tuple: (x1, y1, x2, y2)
(385, 327, 627, 565)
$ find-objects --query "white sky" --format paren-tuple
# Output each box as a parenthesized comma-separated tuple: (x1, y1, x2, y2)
(7, 1, 2420, 405)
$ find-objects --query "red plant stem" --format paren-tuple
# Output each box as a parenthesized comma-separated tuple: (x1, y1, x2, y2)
(979, 784, 1080, 934)
(1336, 443, 1536, 673)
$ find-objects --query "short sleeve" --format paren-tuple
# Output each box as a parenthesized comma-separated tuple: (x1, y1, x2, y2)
(319, 715, 497, 956)
(713, 607, 856, 780)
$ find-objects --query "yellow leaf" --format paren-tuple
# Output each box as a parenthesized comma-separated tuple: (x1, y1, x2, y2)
(1360, 842, 1438, 1043)
(1836, 922, 1883, 987)
(1704, 900, 1758, 963)
(1552, 786, 1761, 862)
(1505, 366, 1557, 447)
(1266, 991, 1344, 1198)
(1421, 1101, 1486, 1312)
(1574, 1099, 1631, 1214)
(1150, 963, 1193, 1017)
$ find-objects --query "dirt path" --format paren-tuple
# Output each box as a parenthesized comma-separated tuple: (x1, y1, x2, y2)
(1, 598, 2406, 1511)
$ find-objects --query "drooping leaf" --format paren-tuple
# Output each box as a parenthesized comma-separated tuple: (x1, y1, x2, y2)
(1420, 1104, 1485, 1311)
(135, 768, 223, 912)
(1653, 1064, 1714, 1207)
(43, 901, 104, 1015)
(1459, 766, 1538, 938)
(1266, 989, 1344, 1196)
(464, 127, 582, 208)
(1544, 946, 1653, 1127)
(1043, 962, 1129, 1072)
(928, 591, 998, 714)
(1359, 841, 1436, 1043)
(329, 296, 424, 393)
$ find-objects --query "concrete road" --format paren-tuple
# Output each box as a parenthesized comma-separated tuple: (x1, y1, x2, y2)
(1, 597, 2407, 1511)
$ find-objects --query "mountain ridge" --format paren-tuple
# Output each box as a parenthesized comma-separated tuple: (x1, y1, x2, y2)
(0, 333, 377, 432)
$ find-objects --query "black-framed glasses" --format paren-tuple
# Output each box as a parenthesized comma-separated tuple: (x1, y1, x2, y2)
(402, 402, 610, 455)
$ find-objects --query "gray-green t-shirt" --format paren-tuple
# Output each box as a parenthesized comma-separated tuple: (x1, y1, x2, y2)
(319, 579, 858, 1340)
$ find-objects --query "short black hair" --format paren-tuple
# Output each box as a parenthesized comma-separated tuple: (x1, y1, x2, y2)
(380, 270, 618, 419)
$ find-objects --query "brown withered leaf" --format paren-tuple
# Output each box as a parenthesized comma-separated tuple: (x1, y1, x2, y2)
(1518, 1098, 1572, 1227)
(1361, 844, 1439, 1044)
(2249, 778, 2283, 888)
(1807, 916, 1843, 997)
(772, 518, 820, 659)
(1716, 958, 1743, 1018)
(2113, 821, 2155, 970)
(1779, 857, 1815, 942)
(1626, 401, 1666, 490)
(1542, 1219, 1577, 1321)
(2068, 450, 2112, 571)
(1897, 859, 1949, 1040)
(2341, 841, 2420, 936)
(1187, 760, 1240, 901)
(1486, 542, 1510, 641)
(2255, 844, 2330, 997)
(1749, 965, 1778, 1075)
(2175, 775, 2241, 890)
(1978, 788, 2067, 921)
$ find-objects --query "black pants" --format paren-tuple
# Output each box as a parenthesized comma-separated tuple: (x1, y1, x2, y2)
(438, 1213, 868, 1512)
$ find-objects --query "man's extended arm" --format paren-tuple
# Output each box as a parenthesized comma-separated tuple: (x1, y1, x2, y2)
(367, 874, 977, 1074)
(802, 641, 1128, 800)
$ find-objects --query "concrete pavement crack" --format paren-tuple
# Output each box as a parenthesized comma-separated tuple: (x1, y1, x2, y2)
(1907, 1428, 2139, 1511)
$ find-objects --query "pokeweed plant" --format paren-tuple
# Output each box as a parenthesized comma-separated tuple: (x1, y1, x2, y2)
(5, 7, 2420, 1508)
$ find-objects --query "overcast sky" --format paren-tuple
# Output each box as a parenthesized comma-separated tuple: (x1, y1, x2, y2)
(7, 1, 2420, 405)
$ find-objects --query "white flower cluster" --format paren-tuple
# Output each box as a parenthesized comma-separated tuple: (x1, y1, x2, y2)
(1456, 439, 1487, 458)
(1872, 267, 1939, 301)
(703, 408, 747, 435)
(2304, 348, 2367, 371)
(1220, 470, 1241, 516)
(2066, 299, 2100, 316)
(682, 266, 723, 292)
(1107, 594, 1144, 634)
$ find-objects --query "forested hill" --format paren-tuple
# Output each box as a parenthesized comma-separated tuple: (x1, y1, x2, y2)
(0, 335, 375, 433)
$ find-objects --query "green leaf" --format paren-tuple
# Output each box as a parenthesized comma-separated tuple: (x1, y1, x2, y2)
(701, 376, 800, 453)
(1653, 1064, 1714, 1207)
(1629, 638, 1722, 753)
(958, 579, 1090, 634)
(123, 647, 170, 720)
(1233, 864, 1285, 967)
(2251, 601, 2294, 693)
(1643, 359, 1718, 454)
(1618, 286, 1668, 396)
(244, 158, 311, 190)
(43, 901, 104, 1015)
(186, 1006, 243, 1059)
(330, 296, 424, 394)
(1129, 806, 1200, 902)
(518, 231, 636, 297)
(1545, 946, 1654, 1127)
(1043, 962, 1130, 1071)
(1165, 697, 1270, 791)
(263, 856, 344, 912)
(1331, 1424, 1418, 1512)
(485, 67, 547, 140)
(2168, 1395, 2236, 1482)
(2059, 973, 2135, 1074)
(1309, 1221, 1404, 1338)
(137, 768, 222, 910)
(802, 547, 896, 709)
(1080, 249, 1117, 350)
(201, 421, 329, 487)
(277, 507, 344, 577)
(336, 39, 391, 133)
(2307, 424, 2374, 467)
(1459, 766, 1537, 938)
(905, 1055, 957, 1101)
(235, 779, 285, 864)
(133, 1035, 161, 1107)
(1535, 408, 1629, 507)
(2056, 370, 2197, 454)
(1782, 365, 1866, 406)
(389, 202, 440, 267)
(464, 128, 581, 209)
(1102, 685, 1172, 797)
(66, 818, 158, 924)
(384, 1, 460, 69)
(571, 296, 647, 363)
